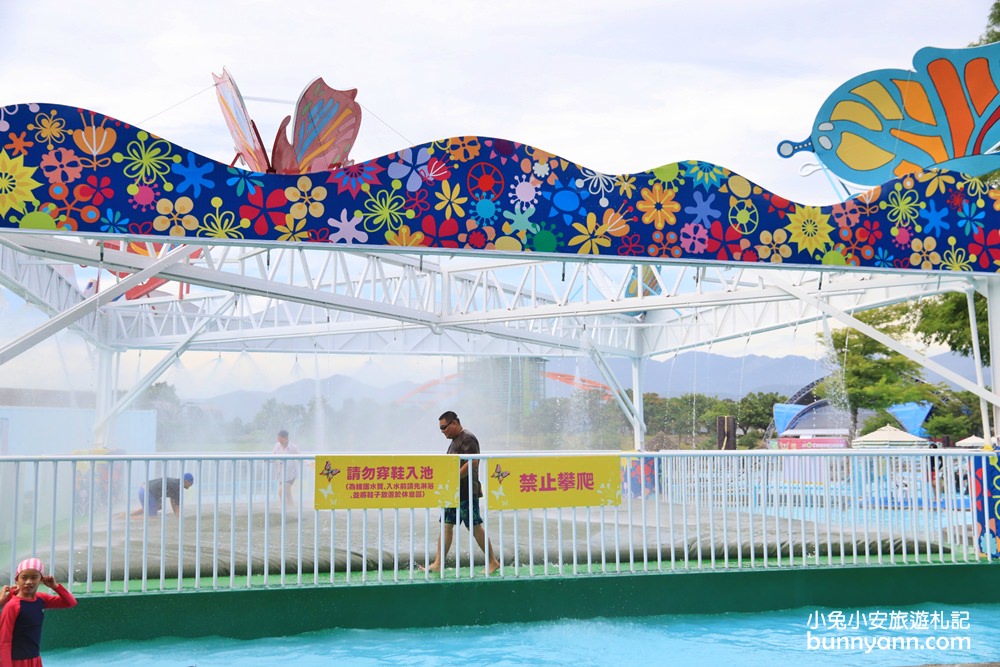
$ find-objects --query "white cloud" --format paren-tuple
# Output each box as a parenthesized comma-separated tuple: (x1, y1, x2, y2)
(0, 0, 991, 393)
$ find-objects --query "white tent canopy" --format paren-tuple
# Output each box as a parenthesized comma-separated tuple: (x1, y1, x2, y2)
(956, 435, 987, 448)
(851, 424, 929, 448)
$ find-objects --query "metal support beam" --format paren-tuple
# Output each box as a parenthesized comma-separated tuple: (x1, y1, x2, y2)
(773, 278, 1000, 408)
(966, 289, 993, 445)
(93, 347, 116, 447)
(987, 280, 1000, 445)
(0, 244, 199, 366)
(91, 294, 239, 437)
(631, 358, 645, 451)
(586, 344, 643, 441)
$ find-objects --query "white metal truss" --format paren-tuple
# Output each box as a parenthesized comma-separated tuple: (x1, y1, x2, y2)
(0, 232, 984, 363)
(5, 229, 1000, 449)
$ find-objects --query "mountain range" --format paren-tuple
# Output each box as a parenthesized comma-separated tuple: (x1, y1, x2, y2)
(196, 351, 985, 423)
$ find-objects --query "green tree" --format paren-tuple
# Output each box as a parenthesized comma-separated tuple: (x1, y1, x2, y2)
(972, 1, 1000, 46)
(923, 389, 985, 440)
(909, 292, 989, 366)
(736, 391, 787, 435)
(816, 309, 937, 437)
(858, 409, 902, 436)
(658, 392, 726, 449)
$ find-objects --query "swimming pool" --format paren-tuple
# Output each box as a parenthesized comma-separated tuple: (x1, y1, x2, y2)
(49, 602, 1000, 666)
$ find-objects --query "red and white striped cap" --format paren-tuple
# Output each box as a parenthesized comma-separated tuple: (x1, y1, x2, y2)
(15, 558, 44, 577)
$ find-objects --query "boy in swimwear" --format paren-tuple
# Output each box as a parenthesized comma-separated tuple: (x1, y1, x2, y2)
(0, 558, 77, 667)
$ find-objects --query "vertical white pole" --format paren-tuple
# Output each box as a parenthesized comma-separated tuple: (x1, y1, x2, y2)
(985, 280, 1000, 445)
(632, 358, 645, 451)
(966, 289, 992, 444)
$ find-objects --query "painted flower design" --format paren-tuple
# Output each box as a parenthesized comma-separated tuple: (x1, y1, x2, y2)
(569, 212, 610, 255)
(615, 174, 636, 198)
(756, 229, 792, 263)
(618, 233, 643, 256)
(917, 169, 956, 197)
(226, 167, 263, 197)
(99, 208, 129, 234)
(636, 182, 681, 229)
(880, 182, 924, 227)
(987, 188, 1000, 212)
(113, 131, 180, 189)
(327, 161, 384, 197)
(969, 227, 1000, 269)
(785, 205, 833, 257)
(685, 161, 726, 191)
(959, 174, 988, 207)
(74, 174, 114, 206)
(909, 236, 941, 270)
(239, 187, 288, 236)
(285, 175, 327, 220)
(405, 188, 431, 216)
(0, 149, 42, 215)
(830, 199, 861, 229)
(387, 147, 430, 192)
(940, 237, 973, 271)
(435, 180, 468, 220)
(39, 147, 83, 184)
(361, 183, 411, 233)
(4, 131, 33, 157)
(957, 201, 985, 236)
(420, 215, 460, 248)
(647, 229, 681, 258)
(198, 196, 250, 239)
(459, 219, 496, 250)
(385, 224, 429, 247)
(678, 222, 709, 253)
(327, 209, 368, 244)
(275, 214, 310, 242)
(153, 196, 198, 236)
(28, 110, 67, 150)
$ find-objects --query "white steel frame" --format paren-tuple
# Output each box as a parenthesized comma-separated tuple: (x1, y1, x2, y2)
(1, 231, 999, 448)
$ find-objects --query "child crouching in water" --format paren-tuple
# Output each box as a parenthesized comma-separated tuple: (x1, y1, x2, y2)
(0, 558, 77, 667)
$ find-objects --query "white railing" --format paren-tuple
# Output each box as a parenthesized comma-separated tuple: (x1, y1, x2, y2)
(0, 449, 995, 594)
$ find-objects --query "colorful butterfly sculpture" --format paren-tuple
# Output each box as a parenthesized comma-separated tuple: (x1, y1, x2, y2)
(778, 43, 1000, 186)
(212, 68, 271, 172)
(213, 68, 362, 174)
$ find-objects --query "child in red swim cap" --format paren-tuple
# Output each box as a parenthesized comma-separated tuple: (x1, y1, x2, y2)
(0, 558, 77, 667)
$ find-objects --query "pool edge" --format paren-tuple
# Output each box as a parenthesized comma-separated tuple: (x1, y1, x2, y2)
(45, 563, 1000, 650)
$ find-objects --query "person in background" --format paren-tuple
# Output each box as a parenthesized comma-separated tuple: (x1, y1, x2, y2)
(0, 557, 77, 667)
(272, 429, 301, 507)
(422, 411, 501, 575)
(127, 473, 194, 518)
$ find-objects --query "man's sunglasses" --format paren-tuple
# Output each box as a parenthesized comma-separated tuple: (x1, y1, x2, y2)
(439, 420, 455, 431)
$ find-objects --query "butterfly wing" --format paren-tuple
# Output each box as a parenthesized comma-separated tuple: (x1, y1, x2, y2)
(212, 68, 271, 172)
(270, 115, 298, 174)
(779, 44, 1000, 185)
(284, 77, 362, 174)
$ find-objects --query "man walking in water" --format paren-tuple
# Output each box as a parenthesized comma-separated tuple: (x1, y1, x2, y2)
(423, 411, 501, 574)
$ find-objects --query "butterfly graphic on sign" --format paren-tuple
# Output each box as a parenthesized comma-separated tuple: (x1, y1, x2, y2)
(320, 461, 341, 482)
(491, 464, 510, 485)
